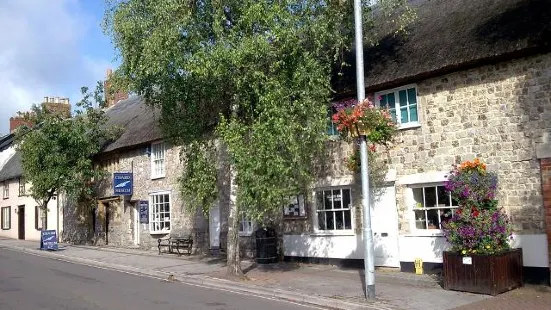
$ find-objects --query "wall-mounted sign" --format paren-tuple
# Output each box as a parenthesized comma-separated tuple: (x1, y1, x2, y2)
(139, 200, 149, 224)
(113, 172, 133, 195)
(284, 194, 307, 218)
(40, 230, 58, 251)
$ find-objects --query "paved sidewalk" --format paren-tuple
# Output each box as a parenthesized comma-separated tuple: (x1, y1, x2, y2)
(3, 238, 547, 310)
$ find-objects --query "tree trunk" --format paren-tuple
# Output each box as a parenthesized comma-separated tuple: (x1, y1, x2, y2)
(226, 165, 243, 277)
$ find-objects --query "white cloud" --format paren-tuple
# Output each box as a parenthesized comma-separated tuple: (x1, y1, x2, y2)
(0, 0, 113, 135)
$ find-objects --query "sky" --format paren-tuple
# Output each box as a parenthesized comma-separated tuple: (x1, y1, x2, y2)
(0, 0, 117, 136)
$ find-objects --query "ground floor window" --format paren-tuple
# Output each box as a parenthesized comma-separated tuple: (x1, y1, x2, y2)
(315, 187, 352, 231)
(149, 192, 171, 233)
(35, 206, 47, 230)
(1, 206, 10, 230)
(412, 185, 458, 230)
(239, 215, 254, 236)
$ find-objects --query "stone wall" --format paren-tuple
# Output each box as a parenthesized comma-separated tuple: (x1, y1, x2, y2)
(94, 142, 209, 253)
(384, 52, 551, 235)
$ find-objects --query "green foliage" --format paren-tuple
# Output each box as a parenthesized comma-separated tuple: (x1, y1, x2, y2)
(178, 141, 218, 216)
(104, 0, 415, 220)
(15, 83, 116, 208)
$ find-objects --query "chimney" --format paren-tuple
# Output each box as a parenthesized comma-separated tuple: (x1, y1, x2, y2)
(9, 115, 33, 133)
(104, 68, 128, 108)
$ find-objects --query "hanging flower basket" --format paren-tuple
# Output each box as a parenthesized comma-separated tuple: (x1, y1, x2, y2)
(332, 98, 396, 144)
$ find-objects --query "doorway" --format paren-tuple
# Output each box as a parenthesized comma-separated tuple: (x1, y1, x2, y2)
(133, 203, 140, 246)
(17, 206, 25, 240)
(209, 205, 220, 249)
(371, 185, 400, 267)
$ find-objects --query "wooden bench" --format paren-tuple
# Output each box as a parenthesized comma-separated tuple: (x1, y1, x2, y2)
(158, 235, 193, 256)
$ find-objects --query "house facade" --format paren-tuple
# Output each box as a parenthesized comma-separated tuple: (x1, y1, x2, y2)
(281, 0, 551, 282)
(0, 141, 61, 242)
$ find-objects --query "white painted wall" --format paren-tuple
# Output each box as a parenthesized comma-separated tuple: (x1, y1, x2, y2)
(398, 234, 548, 268)
(0, 178, 60, 241)
(284, 233, 548, 268)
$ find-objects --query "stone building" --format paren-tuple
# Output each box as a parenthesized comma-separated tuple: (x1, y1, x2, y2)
(281, 0, 551, 283)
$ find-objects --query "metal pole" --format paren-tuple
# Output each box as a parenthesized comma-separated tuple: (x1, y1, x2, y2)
(353, 0, 375, 300)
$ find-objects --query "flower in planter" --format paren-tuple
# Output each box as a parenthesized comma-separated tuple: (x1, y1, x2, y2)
(442, 159, 513, 255)
(331, 98, 397, 144)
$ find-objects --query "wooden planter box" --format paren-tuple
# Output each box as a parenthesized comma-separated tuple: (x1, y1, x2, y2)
(443, 248, 523, 295)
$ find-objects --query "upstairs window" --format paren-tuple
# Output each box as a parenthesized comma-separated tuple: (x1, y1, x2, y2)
(3, 182, 8, 199)
(376, 86, 419, 127)
(151, 142, 166, 179)
(18, 178, 25, 196)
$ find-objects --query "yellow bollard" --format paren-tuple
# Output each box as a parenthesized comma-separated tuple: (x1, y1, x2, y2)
(414, 257, 423, 275)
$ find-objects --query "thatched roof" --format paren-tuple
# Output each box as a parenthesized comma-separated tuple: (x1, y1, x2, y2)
(0, 152, 21, 182)
(334, 0, 551, 95)
(101, 96, 163, 153)
(0, 134, 14, 152)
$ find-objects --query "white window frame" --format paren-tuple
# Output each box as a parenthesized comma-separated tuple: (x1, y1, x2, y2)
(1, 206, 10, 230)
(313, 187, 354, 235)
(149, 191, 171, 234)
(375, 84, 421, 129)
(150, 142, 166, 179)
(18, 178, 25, 196)
(407, 183, 458, 236)
(238, 215, 254, 236)
(3, 182, 8, 199)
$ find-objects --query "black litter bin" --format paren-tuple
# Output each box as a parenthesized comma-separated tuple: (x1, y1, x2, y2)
(255, 227, 278, 264)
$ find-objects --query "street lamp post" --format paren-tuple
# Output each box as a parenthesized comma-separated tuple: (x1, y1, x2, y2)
(353, 0, 376, 300)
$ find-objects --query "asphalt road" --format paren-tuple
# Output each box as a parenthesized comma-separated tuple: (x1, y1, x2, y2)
(0, 249, 318, 310)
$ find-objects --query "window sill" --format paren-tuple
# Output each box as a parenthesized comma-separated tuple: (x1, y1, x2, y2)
(398, 122, 421, 130)
(151, 175, 166, 180)
(239, 232, 253, 237)
(150, 230, 171, 235)
(311, 230, 355, 236)
(404, 231, 445, 237)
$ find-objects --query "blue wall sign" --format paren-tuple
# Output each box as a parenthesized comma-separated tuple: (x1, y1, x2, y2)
(113, 172, 133, 195)
(40, 230, 58, 250)
(139, 200, 149, 224)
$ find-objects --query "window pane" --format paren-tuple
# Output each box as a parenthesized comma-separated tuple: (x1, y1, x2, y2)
(400, 107, 409, 123)
(437, 186, 450, 207)
(409, 105, 418, 122)
(324, 190, 332, 210)
(342, 189, 351, 209)
(390, 109, 397, 122)
(399, 90, 407, 107)
(326, 211, 335, 230)
(413, 188, 424, 208)
(414, 210, 426, 229)
(380, 94, 387, 108)
(387, 93, 395, 109)
(332, 189, 342, 209)
(316, 191, 324, 210)
(318, 212, 326, 230)
(427, 209, 439, 229)
(335, 211, 344, 230)
(440, 209, 454, 226)
(424, 187, 437, 208)
(407, 88, 417, 104)
(344, 210, 352, 229)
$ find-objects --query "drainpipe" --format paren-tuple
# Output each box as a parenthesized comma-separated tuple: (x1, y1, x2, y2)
(57, 192, 60, 242)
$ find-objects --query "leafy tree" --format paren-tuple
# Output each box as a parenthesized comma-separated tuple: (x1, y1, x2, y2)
(15, 83, 116, 229)
(104, 0, 414, 276)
